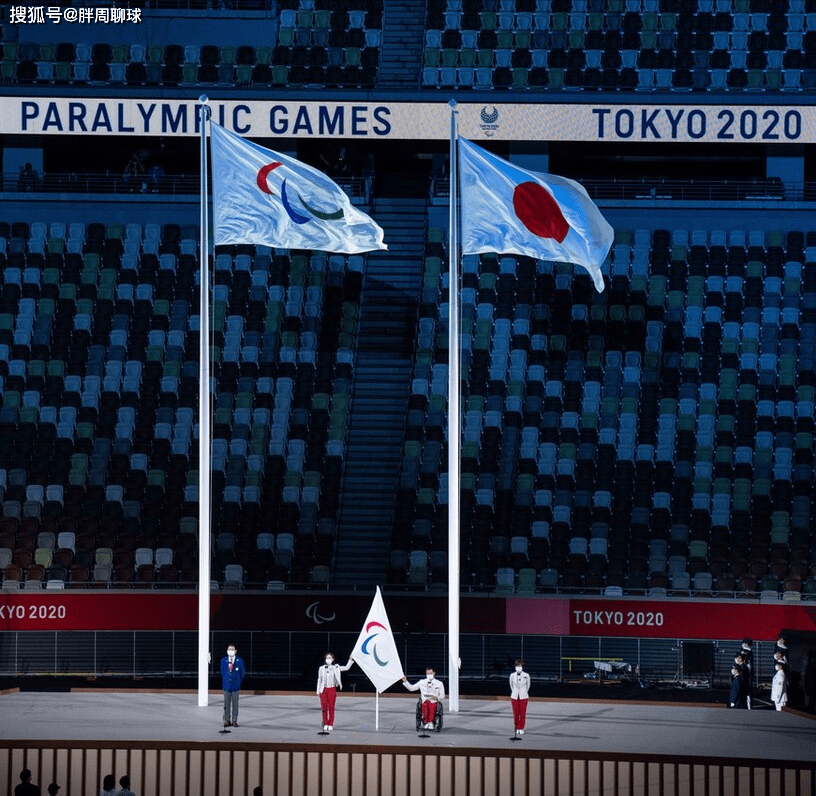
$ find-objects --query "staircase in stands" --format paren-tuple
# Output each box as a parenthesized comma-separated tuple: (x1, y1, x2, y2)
(332, 197, 427, 587)
(378, 0, 427, 88)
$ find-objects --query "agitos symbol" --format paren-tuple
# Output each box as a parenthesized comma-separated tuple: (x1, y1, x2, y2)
(360, 620, 390, 667)
(256, 162, 344, 224)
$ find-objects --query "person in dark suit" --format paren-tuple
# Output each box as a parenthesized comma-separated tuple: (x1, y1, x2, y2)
(220, 644, 246, 727)
(729, 665, 746, 708)
(740, 639, 753, 708)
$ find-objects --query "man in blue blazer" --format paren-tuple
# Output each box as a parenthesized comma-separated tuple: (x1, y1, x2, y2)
(220, 644, 246, 727)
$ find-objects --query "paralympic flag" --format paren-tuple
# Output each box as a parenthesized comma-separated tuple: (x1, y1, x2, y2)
(459, 137, 613, 292)
(209, 122, 386, 253)
(350, 586, 404, 693)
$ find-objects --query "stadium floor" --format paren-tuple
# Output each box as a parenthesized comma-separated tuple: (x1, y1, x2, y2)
(1, 689, 814, 762)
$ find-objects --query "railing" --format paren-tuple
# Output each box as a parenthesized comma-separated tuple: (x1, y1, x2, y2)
(1, 740, 813, 796)
(0, 629, 783, 687)
(22, 577, 816, 604)
(6, 172, 809, 204)
(6, 171, 199, 195)
(24, 578, 816, 602)
(4, 172, 372, 201)
(431, 175, 811, 202)
(581, 177, 789, 202)
(336, 175, 371, 203)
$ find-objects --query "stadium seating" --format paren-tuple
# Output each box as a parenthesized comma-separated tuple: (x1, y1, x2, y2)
(4, 1, 816, 602)
(388, 223, 816, 596)
(0, 216, 366, 590)
(2, 1, 384, 90)
(421, 0, 816, 93)
(4, 0, 816, 93)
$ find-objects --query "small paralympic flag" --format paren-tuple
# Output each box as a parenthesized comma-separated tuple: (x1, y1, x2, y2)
(351, 586, 405, 693)
(209, 122, 386, 254)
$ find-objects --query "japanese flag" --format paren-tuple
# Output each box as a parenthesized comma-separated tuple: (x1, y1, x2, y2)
(459, 137, 613, 292)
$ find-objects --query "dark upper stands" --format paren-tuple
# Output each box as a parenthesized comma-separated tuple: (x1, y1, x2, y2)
(423, 0, 816, 92)
(4, 0, 816, 91)
(1, 0, 383, 89)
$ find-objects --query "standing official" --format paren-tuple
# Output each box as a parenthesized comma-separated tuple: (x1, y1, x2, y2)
(740, 639, 753, 709)
(221, 644, 246, 727)
(771, 662, 788, 711)
(509, 659, 531, 736)
(316, 652, 354, 732)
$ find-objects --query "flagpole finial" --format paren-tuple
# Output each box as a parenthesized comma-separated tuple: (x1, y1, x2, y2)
(448, 99, 457, 110)
(199, 94, 209, 104)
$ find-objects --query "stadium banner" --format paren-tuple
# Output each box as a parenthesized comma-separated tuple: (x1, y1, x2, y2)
(0, 592, 199, 631)
(506, 597, 816, 640)
(4, 97, 813, 143)
(2, 591, 816, 640)
(0, 592, 504, 633)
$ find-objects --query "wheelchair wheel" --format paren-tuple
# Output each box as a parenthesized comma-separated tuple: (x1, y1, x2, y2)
(415, 699, 423, 731)
(434, 700, 443, 732)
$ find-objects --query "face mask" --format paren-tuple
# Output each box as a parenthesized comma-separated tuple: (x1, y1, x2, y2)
(426, 674, 433, 681)
(228, 651, 236, 659)
(326, 658, 333, 665)
(515, 667, 523, 673)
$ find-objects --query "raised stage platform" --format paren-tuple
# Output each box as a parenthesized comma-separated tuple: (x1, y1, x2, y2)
(2, 690, 815, 796)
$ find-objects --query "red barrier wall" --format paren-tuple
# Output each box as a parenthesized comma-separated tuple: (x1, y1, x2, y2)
(2, 591, 815, 641)
(505, 597, 816, 640)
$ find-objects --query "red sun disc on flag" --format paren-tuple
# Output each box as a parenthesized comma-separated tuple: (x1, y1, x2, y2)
(512, 181, 569, 243)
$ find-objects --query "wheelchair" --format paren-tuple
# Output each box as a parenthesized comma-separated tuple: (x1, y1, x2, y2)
(415, 697, 443, 732)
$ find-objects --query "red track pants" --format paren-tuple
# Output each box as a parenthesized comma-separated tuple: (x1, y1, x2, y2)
(511, 697, 528, 731)
(319, 687, 337, 726)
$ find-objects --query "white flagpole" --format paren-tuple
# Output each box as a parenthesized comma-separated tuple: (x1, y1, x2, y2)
(447, 100, 461, 713)
(197, 96, 213, 708)
(376, 690, 379, 731)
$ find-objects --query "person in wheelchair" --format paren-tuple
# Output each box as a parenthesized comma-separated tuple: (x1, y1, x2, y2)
(402, 667, 445, 731)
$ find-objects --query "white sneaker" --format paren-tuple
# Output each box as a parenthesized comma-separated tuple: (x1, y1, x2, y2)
(518, 730, 524, 735)
(323, 725, 328, 732)
(328, 725, 333, 731)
